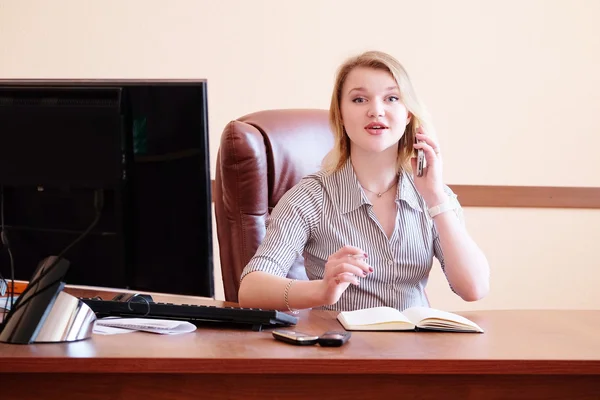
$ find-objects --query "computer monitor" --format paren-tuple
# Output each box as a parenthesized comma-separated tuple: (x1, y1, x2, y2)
(0, 80, 214, 298)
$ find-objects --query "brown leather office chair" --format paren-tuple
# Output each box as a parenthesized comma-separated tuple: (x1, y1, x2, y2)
(214, 109, 335, 302)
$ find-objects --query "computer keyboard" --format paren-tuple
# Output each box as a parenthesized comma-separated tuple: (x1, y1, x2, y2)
(80, 297, 299, 331)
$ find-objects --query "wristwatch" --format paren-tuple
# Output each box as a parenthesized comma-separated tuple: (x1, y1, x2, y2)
(427, 197, 458, 219)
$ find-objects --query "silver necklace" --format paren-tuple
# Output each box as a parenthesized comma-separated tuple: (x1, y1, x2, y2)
(362, 181, 397, 198)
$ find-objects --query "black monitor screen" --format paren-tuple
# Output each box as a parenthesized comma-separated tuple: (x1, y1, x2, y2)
(0, 80, 214, 298)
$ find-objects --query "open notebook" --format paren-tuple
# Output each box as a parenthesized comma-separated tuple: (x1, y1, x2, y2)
(337, 306, 484, 333)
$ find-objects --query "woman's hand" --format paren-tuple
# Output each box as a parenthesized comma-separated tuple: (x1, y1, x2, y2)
(320, 245, 373, 306)
(411, 129, 448, 207)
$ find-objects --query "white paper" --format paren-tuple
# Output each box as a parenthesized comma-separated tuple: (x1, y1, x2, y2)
(0, 295, 19, 311)
(93, 324, 137, 335)
(94, 317, 197, 335)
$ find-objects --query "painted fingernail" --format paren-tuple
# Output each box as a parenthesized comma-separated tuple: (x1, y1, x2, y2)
(369, 267, 374, 272)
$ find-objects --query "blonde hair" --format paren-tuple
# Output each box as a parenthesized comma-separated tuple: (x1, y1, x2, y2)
(322, 50, 436, 173)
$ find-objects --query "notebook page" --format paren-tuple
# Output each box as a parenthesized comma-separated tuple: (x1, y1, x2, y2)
(402, 307, 483, 332)
(340, 306, 411, 326)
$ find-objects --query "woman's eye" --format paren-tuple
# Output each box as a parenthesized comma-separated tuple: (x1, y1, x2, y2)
(388, 96, 399, 102)
(352, 97, 366, 103)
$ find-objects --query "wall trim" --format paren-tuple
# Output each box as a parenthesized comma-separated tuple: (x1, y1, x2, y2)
(212, 180, 600, 209)
(449, 185, 600, 209)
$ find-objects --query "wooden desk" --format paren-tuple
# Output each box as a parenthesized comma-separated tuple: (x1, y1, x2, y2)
(1, 296, 600, 399)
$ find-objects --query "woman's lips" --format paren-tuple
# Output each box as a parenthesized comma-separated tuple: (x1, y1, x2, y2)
(364, 122, 389, 135)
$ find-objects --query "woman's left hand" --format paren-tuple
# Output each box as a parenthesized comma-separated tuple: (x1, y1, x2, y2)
(411, 130, 448, 207)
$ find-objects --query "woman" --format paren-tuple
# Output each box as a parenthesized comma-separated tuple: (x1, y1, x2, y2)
(238, 50, 490, 312)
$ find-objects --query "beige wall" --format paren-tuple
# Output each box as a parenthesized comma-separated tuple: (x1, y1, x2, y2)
(2, 0, 599, 310)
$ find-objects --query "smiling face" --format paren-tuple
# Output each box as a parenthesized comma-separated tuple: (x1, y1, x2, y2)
(340, 67, 411, 158)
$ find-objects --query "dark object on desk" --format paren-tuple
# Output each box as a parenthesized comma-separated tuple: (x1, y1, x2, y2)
(0, 258, 96, 344)
(317, 331, 351, 347)
(80, 297, 298, 331)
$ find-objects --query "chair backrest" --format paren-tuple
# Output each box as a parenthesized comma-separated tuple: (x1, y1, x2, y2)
(214, 109, 334, 302)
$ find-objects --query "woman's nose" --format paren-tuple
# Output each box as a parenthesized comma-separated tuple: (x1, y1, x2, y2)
(367, 101, 385, 118)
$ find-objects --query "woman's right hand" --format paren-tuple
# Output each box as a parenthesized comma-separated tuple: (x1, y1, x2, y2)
(320, 245, 373, 305)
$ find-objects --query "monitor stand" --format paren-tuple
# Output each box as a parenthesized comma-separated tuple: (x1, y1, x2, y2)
(0, 257, 96, 344)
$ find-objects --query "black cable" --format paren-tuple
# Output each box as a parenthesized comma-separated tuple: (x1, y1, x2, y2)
(0, 269, 8, 322)
(0, 225, 116, 236)
(127, 295, 151, 317)
(0, 244, 15, 322)
(4, 189, 104, 322)
(0, 185, 15, 322)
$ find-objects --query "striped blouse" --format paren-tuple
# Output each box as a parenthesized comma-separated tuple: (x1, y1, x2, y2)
(240, 159, 463, 311)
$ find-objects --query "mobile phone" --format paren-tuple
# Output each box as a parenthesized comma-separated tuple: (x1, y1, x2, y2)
(416, 148, 425, 177)
(317, 331, 351, 347)
(414, 122, 425, 177)
(272, 330, 319, 346)
(416, 136, 425, 177)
